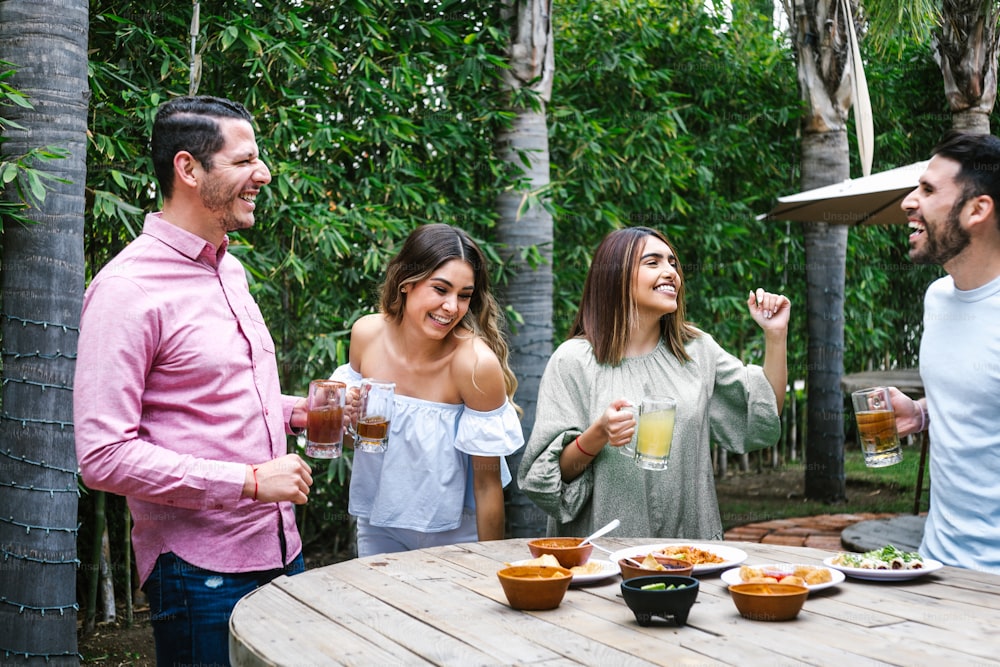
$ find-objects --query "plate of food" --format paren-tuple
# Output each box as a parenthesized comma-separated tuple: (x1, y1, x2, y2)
(509, 555, 620, 585)
(607, 543, 747, 575)
(720, 563, 845, 591)
(823, 545, 944, 581)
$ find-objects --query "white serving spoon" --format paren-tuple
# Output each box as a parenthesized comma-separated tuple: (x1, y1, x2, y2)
(579, 519, 645, 566)
(588, 540, 643, 568)
(579, 518, 620, 547)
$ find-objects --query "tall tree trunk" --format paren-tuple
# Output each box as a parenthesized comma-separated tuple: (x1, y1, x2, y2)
(802, 143, 849, 503)
(497, 0, 554, 538)
(0, 1, 88, 662)
(937, 0, 999, 134)
(786, 0, 857, 503)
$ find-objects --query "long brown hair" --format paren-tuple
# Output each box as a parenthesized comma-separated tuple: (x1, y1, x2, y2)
(568, 226, 700, 365)
(380, 223, 519, 409)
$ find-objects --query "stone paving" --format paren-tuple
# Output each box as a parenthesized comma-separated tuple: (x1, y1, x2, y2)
(723, 512, 901, 551)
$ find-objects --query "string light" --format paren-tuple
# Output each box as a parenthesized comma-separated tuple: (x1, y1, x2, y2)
(1, 376, 74, 392)
(1, 311, 81, 652)
(0, 515, 79, 535)
(1, 648, 82, 662)
(0, 349, 77, 361)
(0, 479, 79, 496)
(0, 313, 79, 332)
(0, 545, 80, 567)
(0, 597, 79, 613)
(0, 447, 79, 477)
(0, 413, 74, 430)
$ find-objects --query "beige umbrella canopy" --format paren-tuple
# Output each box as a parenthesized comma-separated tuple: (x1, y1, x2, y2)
(759, 160, 930, 226)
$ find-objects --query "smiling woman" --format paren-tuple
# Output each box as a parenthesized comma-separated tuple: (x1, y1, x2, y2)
(327, 223, 524, 559)
(518, 226, 791, 544)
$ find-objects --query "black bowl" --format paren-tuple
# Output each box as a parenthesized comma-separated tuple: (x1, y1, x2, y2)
(620, 575, 700, 627)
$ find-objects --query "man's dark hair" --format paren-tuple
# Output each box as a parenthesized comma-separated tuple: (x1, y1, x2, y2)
(151, 96, 253, 199)
(932, 131, 1000, 221)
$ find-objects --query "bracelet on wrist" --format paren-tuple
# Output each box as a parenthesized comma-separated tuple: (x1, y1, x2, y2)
(574, 436, 598, 457)
(917, 402, 928, 433)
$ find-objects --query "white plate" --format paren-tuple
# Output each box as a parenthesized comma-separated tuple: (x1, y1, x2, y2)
(822, 555, 944, 581)
(720, 564, 845, 591)
(607, 543, 748, 575)
(508, 558, 620, 584)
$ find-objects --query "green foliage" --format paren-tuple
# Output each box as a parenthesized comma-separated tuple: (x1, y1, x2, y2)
(88, 2, 513, 381)
(718, 446, 923, 530)
(860, 0, 938, 57)
(86, 0, 514, 560)
(80, 0, 988, 568)
(547, 1, 968, 383)
(842, 37, 951, 371)
(549, 0, 805, 370)
(0, 60, 70, 230)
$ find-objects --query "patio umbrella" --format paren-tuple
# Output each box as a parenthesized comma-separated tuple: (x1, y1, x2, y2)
(759, 160, 930, 226)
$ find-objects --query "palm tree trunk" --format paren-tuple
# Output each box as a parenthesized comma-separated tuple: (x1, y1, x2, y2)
(496, 0, 554, 538)
(938, 0, 999, 134)
(951, 109, 991, 134)
(0, 1, 88, 662)
(786, 0, 857, 503)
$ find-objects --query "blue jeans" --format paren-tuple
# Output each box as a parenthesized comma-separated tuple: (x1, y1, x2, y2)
(143, 552, 305, 667)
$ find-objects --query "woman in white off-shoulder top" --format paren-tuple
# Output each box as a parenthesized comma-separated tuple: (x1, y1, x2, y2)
(332, 224, 523, 557)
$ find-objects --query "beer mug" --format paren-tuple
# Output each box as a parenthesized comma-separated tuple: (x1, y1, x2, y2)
(306, 380, 346, 458)
(350, 379, 395, 453)
(850, 386, 902, 467)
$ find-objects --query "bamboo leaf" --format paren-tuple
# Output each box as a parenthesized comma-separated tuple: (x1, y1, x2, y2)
(26, 169, 46, 201)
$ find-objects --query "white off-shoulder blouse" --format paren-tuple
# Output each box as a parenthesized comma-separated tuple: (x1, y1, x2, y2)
(332, 364, 522, 532)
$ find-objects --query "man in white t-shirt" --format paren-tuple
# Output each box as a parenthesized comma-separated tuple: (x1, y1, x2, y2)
(890, 131, 1000, 574)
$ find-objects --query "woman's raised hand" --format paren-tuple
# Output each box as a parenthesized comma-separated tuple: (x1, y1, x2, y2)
(747, 288, 791, 331)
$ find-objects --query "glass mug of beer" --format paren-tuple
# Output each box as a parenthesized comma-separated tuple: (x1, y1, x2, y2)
(850, 386, 903, 467)
(306, 380, 346, 458)
(634, 395, 677, 471)
(350, 379, 395, 453)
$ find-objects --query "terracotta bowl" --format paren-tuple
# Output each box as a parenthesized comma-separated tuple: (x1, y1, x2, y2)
(497, 565, 573, 611)
(526, 537, 594, 568)
(620, 575, 700, 627)
(728, 582, 809, 621)
(618, 556, 694, 581)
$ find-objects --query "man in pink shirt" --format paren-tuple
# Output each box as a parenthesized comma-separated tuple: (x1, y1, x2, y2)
(74, 96, 314, 666)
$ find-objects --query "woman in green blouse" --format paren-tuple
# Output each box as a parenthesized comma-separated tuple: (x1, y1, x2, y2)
(517, 226, 790, 540)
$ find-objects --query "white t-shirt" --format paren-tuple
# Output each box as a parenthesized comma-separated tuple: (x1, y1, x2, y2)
(919, 273, 1000, 574)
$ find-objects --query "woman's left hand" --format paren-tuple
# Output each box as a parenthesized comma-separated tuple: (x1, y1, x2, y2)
(747, 288, 791, 331)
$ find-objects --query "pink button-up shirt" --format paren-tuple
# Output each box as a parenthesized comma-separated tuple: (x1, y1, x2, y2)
(74, 213, 302, 585)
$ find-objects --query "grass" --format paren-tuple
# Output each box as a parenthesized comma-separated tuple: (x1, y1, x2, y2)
(715, 440, 926, 530)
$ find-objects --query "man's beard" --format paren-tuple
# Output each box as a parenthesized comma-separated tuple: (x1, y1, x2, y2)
(912, 197, 971, 266)
(201, 176, 247, 233)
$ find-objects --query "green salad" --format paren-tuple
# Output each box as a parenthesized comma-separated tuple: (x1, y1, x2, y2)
(831, 544, 925, 570)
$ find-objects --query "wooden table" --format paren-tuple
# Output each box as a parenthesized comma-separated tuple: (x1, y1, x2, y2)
(230, 538, 1000, 666)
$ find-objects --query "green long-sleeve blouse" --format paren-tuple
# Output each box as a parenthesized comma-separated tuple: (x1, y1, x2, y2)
(517, 333, 780, 541)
